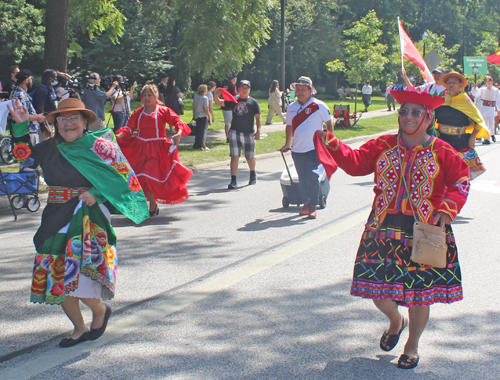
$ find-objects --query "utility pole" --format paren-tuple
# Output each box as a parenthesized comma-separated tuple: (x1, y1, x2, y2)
(280, 0, 286, 112)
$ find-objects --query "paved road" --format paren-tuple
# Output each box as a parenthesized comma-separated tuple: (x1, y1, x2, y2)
(0, 133, 499, 379)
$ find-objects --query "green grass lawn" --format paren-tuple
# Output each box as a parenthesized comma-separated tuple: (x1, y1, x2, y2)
(177, 113, 399, 167)
(104, 95, 389, 131)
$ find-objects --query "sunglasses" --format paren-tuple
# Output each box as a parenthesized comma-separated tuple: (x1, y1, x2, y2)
(57, 115, 82, 125)
(398, 108, 425, 118)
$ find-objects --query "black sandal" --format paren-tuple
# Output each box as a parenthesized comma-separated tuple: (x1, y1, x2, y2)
(59, 330, 89, 348)
(397, 354, 419, 369)
(379, 316, 407, 352)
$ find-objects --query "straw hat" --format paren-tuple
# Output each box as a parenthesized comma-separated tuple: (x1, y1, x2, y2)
(45, 98, 97, 124)
(438, 71, 468, 89)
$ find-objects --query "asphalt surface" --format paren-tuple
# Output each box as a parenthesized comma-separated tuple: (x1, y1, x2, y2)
(1, 115, 499, 379)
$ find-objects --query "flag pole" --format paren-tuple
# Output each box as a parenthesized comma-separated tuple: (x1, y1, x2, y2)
(398, 17, 404, 73)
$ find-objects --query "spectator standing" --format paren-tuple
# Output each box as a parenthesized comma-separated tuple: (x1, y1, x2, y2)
(281, 76, 333, 219)
(110, 75, 135, 132)
(206, 81, 216, 124)
(472, 75, 500, 143)
(4, 65, 19, 97)
(214, 80, 261, 189)
(81, 73, 118, 131)
(54, 74, 70, 102)
(361, 81, 372, 112)
(9, 69, 45, 146)
(222, 74, 238, 140)
(385, 82, 396, 111)
(33, 69, 58, 115)
(164, 77, 184, 116)
(158, 74, 169, 104)
(192, 84, 211, 150)
(265, 80, 286, 125)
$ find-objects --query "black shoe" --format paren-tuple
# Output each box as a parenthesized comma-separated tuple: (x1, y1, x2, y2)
(397, 354, 419, 369)
(149, 206, 159, 217)
(59, 330, 89, 347)
(483, 139, 491, 145)
(228, 179, 238, 189)
(88, 304, 112, 341)
(492, 135, 496, 142)
(249, 172, 256, 185)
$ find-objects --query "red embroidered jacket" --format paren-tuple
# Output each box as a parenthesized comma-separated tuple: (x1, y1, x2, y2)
(324, 132, 470, 231)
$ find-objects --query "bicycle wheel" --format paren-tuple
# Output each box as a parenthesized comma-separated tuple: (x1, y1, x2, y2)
(0, 136, 15, 165)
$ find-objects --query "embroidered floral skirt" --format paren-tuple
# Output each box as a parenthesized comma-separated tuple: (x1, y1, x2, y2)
(350, 212, 463, 307)
(30, 201, 117, 305)
(458, 147, 486, 180)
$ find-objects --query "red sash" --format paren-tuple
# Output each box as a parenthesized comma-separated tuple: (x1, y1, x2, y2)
(292, 103, 320, 134)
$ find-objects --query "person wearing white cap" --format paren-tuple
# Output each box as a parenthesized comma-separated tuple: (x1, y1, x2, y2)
(281, 76, 333, 219)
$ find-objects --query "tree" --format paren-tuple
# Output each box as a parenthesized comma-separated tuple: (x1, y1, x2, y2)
(43, 0, 125, 71)
(326, 10, 388, 110)
(0, 0, 44, 74)
(174, 0, 273, 83)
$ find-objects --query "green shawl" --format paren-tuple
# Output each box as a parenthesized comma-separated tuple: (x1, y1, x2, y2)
(57, 128, 149, 224)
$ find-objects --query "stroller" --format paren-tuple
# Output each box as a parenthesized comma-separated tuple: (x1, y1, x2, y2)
(0, 168, 40, 221)
(333, 104, 362, 128)
(280, 150, 330, 209)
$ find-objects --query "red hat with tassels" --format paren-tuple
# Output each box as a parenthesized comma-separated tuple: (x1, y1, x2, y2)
(390, 89, 445, 110)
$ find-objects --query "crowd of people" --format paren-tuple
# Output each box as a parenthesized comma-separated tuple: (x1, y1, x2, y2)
(2, 63, 500, 371)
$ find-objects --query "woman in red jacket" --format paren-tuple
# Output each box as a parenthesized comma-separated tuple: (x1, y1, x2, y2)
(319, 90, 470, 369)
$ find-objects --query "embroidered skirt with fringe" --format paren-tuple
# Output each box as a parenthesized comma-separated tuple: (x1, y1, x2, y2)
(30, 201, 117, 305)
(350, 212, 463, 307)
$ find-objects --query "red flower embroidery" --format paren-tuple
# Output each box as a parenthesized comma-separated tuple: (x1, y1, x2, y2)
(93, 138, 118, 165)
(32, 267, 48, 295)
(114, 162, 130, 175)
(95, 230, 108, 247)
(128, 175, 142, 192)
(12, 143, 31, 161)
(50, 282, 65, 296)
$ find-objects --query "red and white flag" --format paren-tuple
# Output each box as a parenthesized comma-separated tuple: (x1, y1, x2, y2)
(487, 49, 500, 65)
(398, 18, 435, 84)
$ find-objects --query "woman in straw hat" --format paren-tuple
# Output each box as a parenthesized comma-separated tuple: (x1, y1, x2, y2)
(316, 89, 470, 369)
(435, 71, 489, 178)
(8, 98, 149, 347)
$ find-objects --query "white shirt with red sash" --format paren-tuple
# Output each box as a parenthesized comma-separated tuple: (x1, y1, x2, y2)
(286, 97, 332, 153)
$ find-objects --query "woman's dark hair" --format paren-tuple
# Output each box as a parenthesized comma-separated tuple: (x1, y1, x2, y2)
(269, 80, 279, 94)
(42, 69, 57, 86)
(166, 77, 176, 95)
(56, 74, 67, 87)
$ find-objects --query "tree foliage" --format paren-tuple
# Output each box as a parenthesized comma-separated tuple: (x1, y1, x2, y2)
(327, 10, 388, 85)
(174, 0, 273, 80)
(0, 0, 44, 64)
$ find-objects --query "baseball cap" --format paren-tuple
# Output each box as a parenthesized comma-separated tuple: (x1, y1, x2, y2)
(432, 67, 446, 74)
(291, 76, 313, 89)
(238, 80, 251, 88)
(290, 76, 317, 94)
(15, 69, 32, 85)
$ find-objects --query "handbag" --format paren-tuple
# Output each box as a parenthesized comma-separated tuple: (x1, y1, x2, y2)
(397, 139, 447, 268)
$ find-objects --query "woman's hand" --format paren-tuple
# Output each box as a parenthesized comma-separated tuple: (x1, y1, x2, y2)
(35, 114, 46, 123)
(172, 131, 182, 146)
(79, 191, 97, 207)
(7, 99, 29, 124)
(434, 212, 452, 229)
(115, 132, 124, 139)
(468, 134, 476, 149)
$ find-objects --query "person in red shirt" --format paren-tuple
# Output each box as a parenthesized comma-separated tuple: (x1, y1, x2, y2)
(116, 84, 192, 216)
(318, 89, 470, 370)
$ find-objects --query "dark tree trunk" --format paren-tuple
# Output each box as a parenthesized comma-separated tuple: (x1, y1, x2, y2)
(43, 0, 69, 72)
